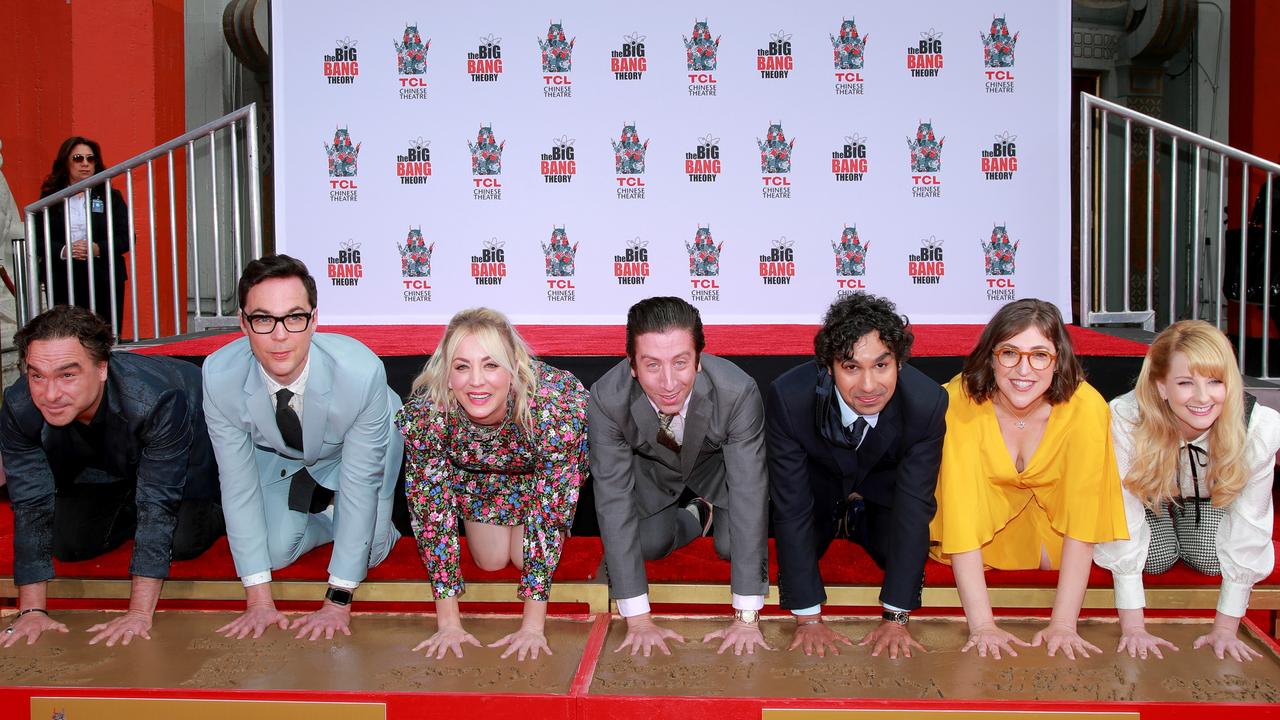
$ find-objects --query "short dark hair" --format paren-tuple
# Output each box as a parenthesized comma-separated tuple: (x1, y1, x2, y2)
(625, 296, 706, 361)
(814, 292, 914, 367)
(236, 254, 318, 311)
(960, 298, 1084, 405)
(15, 305, 114, 368)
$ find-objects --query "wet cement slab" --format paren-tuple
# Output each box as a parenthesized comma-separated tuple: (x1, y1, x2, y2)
(0, 611, 591, 694)
(591, 616, 1280, 702)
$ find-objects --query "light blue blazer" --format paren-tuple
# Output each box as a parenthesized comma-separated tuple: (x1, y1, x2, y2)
(202, 332, 402, 583)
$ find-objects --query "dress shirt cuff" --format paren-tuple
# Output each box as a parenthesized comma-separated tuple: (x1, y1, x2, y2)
(241, 571, 272, 588)
(1218, 580, 1252, 618)
(732, 593, 765, 612)
(882, 602, 907, 613)
(1111, 572, 1146, 610)
(791, 604, 822, 616)
(60, 246, 69, 260)
(616, 594, 651, 618)
(328, 575, 360, 591)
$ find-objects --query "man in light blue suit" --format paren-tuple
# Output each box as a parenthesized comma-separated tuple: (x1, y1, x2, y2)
(203, 254, 402, 641)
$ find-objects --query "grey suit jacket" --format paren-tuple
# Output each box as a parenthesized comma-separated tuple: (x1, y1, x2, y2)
(589, 354, 769, 599)
(202, 332, 402, 583)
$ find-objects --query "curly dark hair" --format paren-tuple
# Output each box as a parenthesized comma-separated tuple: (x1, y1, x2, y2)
(625, 296, 706, 361)
(236, 254, 318, 311)
(960, 298, 1084, 405)
(41, 136, 106, 198)
(814, 292, 914, 367)
(15, 305, 115, 368)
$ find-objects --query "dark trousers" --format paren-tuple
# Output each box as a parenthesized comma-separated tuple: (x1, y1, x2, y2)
(818, 496, 893, 570)
(52, 480, 225, 564)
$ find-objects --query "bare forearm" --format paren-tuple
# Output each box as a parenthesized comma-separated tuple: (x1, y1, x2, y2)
(521, 599, 548, 632)
(127, 576, 164, 617)
(1117, 607, 1146, 633)
(17, 582, 48, 611)
(1212, 611, 1242, 636)
(1050, 537, 1093, 630)
(952, 550, 994, 630)
(435, 597, 463, 630)
(244, 582, 275, 609)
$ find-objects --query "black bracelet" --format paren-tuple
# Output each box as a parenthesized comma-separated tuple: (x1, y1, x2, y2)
(17, 608, 49, 618)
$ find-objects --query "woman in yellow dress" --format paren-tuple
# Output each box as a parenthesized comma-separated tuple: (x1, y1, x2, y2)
(930, 298, 1128, 660)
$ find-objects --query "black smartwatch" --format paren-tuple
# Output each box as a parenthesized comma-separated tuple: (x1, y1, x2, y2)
(324, 586, 354, 606)
(881, 609, 910, 625)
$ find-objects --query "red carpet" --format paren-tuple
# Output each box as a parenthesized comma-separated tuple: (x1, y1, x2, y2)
(135, 324, 1150, 358)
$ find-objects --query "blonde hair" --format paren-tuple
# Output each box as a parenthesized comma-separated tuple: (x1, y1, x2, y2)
(410, 308, 539, 432)
(1126, 320, 1248, 509)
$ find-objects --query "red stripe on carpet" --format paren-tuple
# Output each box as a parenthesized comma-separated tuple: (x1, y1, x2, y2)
(133, 324, 1149, 358)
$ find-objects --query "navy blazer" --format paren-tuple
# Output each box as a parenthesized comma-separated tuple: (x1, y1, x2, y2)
(766, 361, 947, 611)
(1, 352, 218, 586)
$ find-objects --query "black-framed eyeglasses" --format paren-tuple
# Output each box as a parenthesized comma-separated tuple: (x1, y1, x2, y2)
(71, 154, 96, 164)
(993, 347, 1057, 371)
(242, 310, 314, 334)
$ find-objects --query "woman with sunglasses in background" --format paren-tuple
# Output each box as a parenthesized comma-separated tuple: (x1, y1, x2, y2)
(930, 298, 1128, 661)
(1095, 320, 1279, 662)
(35, 137, 130, 330)
(397, 308, 589, 661)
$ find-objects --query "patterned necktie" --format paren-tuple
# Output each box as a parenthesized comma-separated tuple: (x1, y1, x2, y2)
(657, 412, 682, 453)
(846, 416, 868, 449)
(276, 388, 304, 452)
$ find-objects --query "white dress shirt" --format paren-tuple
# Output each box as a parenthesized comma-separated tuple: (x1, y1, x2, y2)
(1094, 390, 1279, 617)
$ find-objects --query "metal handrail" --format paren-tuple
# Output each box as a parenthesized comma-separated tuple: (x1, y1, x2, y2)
(20, 103, 262, 337)
(1079, 92, 1278, 377)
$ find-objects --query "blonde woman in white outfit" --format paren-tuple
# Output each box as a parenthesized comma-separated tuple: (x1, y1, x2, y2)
(1096, 320, 1280, 662)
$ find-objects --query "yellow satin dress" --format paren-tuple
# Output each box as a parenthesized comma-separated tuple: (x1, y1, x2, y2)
(929, 375, 1128, 570)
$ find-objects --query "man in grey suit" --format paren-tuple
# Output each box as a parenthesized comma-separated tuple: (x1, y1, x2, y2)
(203, 255, 402, 641)
(590, 296, 769, 656)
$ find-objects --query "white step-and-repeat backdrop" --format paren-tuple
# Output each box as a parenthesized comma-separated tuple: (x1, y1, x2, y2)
(272, 1, 1069, 324)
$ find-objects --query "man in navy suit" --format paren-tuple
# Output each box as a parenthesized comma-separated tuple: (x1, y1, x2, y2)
(203, 255, 402, 641)
(767, 292, 947, 659)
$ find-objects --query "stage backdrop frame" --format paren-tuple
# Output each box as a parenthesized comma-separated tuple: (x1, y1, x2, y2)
(272, 1, 1069, 325)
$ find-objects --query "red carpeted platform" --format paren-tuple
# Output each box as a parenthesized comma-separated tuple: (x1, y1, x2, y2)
(133, 324, 1151, 358)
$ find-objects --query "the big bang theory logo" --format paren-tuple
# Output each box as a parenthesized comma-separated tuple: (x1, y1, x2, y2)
(468, 34, 503, 82)
(471, 238, 506, 286)
(396, 138, 431, 185)
(614, 237, 650, 285)
(685, 19, 719, 96)
(612, 33, 647, 80)
(757, 30, 792, 79)
(542, 226, 578, 302)
(758, 237, 795, 286)
(328, 240, 363, 287)
(905, 28, 943, 78)
(831, 133, 868, 182)
(323, 37, 359, 84)
(394, 24, 429, 99)
(541, 135, 576, 184)
(325, 126, 359, 202)
(982, 15, 1018, 93)
(539, 21, 574, 97)
(981, 131, 1018, 181)
(685, 134, 721, 183)
(832, 17, 867, 94)
(907, 236, 945, 285)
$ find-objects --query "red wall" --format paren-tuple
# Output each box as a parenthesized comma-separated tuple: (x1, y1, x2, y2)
(4, 0, 187, 337)
(1230, 0, 1280, 207)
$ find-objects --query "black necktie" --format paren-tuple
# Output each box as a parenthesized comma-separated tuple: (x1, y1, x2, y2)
(657, 412, 682, 453)
(276, 388, 304, 452)
(846, 416, 868, 449)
